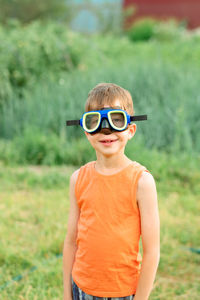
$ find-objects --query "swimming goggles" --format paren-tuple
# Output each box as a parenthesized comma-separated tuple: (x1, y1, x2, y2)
(66, 108, 147, 134)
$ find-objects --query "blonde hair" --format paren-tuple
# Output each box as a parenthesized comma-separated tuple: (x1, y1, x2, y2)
(85, 83, 134, 115)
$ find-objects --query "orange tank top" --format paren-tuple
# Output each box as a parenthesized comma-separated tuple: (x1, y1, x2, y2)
(72, 160, 150, 297)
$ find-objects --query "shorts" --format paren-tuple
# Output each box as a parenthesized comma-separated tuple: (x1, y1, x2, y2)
(71, 277, 135, 300)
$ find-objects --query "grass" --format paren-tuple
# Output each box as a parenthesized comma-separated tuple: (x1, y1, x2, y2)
(0, 152, 200, 299)
(0, 59, 200, 167)
(1, 23, 200, 166)
(1, 40, 200, 160)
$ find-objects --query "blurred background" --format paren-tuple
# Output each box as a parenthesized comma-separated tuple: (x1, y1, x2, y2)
(0, 0, 200, 165)
(0, 1, 200, 299)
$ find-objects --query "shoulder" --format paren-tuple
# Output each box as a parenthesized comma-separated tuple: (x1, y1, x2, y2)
(70, 168, 80, 187)
(71, 161, 95, 183)
(70, 160, 95, 185)
(136, 171, 157, 205)
(138, 170, 156, 188)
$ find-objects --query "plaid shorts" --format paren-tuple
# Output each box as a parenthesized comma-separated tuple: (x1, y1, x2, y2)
(71, 277, 135, 300)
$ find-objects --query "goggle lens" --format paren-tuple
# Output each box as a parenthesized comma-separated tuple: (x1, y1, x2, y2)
(84, 112, 100, 131)
(109, 112, 126, 129)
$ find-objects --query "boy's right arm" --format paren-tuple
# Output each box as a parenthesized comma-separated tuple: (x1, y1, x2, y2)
(63, 169, 80, 300)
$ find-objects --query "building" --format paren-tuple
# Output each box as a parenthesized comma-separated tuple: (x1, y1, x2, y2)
(123, 0, 200, 29)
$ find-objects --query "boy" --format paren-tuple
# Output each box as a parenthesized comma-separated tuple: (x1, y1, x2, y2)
(63, 83, 160, 300)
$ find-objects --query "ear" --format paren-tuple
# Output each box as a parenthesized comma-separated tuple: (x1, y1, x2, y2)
(84, 131, 91, 140)
(128, 123, 137, 140)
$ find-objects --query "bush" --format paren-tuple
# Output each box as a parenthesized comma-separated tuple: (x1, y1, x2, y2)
(0, 19, 200, 107)
(0, 0, 72, 24)
(0, 128, 96, 166)
(126, 18, 158, 41)
(0, 20, 89, 105)
(126, 18, 188, 42)
(152, 19, 188, 42)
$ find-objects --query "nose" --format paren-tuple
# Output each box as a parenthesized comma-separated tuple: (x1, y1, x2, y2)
(100, 128, 112, 135)
(101, 119, 110, 129)
(99, 118, 112, 135)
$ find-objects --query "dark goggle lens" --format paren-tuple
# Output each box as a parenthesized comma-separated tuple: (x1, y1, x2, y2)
(85, 113, 100, 130)
(110, 112, 125, 129)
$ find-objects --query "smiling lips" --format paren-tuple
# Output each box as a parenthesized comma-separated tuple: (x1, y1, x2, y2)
(99, 139, 118, 145)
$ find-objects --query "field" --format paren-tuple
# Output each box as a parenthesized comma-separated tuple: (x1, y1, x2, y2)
(0, 152, 200, 299)
(0, 22, 200, 165)
(0, 20, 200, 299)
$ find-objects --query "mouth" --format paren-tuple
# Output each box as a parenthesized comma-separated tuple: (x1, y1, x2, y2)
(99, 139, 118, 144)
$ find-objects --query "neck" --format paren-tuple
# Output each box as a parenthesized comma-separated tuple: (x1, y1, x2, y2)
(95, 152, 132, 172)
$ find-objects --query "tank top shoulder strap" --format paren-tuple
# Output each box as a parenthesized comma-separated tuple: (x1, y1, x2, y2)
(75, 161, 95, 200)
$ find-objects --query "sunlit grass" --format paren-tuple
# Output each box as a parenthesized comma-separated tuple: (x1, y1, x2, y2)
(0, 158, 199, 299)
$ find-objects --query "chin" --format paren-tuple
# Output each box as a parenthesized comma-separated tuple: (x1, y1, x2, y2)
(97, 149, 119, 157)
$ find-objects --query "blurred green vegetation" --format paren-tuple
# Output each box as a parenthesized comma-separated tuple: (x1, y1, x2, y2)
(0, 20, 200, 165)
(126, 18, 189, 42)
(127, 17, 159, 41)
(0, 21, 90, 105)
(0, 0, 72, 24)
(1, 20, 200, 105)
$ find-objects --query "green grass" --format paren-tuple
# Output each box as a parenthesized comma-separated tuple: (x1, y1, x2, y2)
(0, 152, 200, 299)
(1, 26, 200, 165)
(0, 59, 200, 166)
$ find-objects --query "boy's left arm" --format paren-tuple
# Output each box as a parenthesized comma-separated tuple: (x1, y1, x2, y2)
(134, 171, 160, 300)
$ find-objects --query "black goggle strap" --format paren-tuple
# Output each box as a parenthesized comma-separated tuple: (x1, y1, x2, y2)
(66, 114, 147, 126)
(130, 115, 147, 121)
(66, 120, 80, 126)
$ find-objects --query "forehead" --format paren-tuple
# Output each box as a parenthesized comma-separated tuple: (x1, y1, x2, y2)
(99, 105, 122, 111)
(90, 99, 125, 111)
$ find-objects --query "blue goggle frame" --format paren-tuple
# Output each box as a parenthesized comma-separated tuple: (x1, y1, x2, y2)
(66, 108, 147, 133)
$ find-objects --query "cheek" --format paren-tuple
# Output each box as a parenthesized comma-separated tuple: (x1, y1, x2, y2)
(87, 135, 98, 146)
(120, 131, 130, 140)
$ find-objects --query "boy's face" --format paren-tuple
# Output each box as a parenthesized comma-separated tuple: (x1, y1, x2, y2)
(84, 100, 136, 158)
